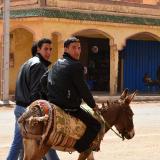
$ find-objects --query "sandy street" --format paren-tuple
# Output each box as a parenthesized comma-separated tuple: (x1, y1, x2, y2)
(1, 102, 160, 160)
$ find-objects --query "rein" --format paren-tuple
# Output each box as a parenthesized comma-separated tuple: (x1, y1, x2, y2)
(99, 105, 124, 141)
(104, 119, 124, 140)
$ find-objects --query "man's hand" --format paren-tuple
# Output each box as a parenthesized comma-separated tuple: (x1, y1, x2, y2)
(93, 104, 99, 111)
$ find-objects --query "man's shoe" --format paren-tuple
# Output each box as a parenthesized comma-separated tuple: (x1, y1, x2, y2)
(90, 141, 100, 152)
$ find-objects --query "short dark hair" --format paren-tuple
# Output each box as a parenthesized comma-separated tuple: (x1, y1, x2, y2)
(37, 38, 52, 49)
(31, 41, 38, 57)
(64, 37, 80, 48)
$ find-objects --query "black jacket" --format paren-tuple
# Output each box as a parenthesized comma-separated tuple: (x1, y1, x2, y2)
(15, 53, 51, 107)
(47, 52, 96, 111)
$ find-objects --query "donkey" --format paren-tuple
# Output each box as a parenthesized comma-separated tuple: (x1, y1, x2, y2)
(18, 89, 136, 160)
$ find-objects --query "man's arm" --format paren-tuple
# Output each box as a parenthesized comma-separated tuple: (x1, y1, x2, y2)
(30, 63, 46, 102)
(40, 70, 49, 100)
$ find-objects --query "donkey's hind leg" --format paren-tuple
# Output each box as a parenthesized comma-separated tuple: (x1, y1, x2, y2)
(23, 138, 50, 160)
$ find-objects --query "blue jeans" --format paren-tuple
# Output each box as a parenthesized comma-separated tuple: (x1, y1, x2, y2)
(45, 150, 60, 160)
(6, 105, 60, 160)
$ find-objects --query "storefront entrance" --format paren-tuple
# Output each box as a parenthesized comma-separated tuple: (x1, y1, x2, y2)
(78, 36, 110, 91)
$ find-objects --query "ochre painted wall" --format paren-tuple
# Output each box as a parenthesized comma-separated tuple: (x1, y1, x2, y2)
(8, 27, 60, 94)
(143, 0, 159, 5)
(0, 17, 160, 95)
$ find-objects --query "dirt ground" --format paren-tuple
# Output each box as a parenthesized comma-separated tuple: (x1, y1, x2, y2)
(1, 102, 160, 160)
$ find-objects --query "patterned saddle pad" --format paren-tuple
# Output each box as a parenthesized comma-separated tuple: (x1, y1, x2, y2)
(27, 100, 104, 152)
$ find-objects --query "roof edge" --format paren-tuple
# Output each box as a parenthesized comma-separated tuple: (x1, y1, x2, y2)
(0, 8, 160, 26)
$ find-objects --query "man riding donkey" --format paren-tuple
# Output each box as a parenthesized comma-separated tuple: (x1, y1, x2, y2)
(41, 37, 104, 154)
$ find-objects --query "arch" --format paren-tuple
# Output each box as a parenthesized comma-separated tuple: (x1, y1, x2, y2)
(10, 25, 36, 40)
(9, 28, 34, 94)
(119, 31, 160, 51)
(69, 28, 112, 92)
(121, 31, 160, 93)
(71, 28, 113, 40)
(126, 32, 160, 41)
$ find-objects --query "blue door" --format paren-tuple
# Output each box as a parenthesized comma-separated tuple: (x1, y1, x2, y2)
(123, 40, 160, 92)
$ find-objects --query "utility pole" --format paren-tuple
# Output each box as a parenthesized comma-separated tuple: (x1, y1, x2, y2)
(1, 0, 10, 103)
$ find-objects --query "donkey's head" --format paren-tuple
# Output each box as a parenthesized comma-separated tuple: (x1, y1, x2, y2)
(101, 89, 136, 140)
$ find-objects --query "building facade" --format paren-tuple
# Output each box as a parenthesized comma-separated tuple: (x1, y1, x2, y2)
(0, 0, 160, 99)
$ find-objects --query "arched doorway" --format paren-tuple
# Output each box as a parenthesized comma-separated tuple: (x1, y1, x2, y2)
(73, 29, 111, 92)
(119, 32, 160, 93)
(9, 28, 33, 94)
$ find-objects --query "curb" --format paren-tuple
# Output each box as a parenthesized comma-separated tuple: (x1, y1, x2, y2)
(94, 95, 160, 103)
(1, 95, 160, 107)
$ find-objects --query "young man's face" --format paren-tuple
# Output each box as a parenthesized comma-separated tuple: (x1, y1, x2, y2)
(38, 43, 52, 61)
(65, 42, 81, 60)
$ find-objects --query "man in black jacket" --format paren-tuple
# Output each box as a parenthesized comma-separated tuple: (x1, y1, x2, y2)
(7, 38, 59, 160)
(46, 37, 101, 153)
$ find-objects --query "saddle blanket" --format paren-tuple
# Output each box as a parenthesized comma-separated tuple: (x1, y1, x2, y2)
(28, 100, 103, 152)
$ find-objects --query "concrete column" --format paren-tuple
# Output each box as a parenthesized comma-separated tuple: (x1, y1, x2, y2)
(57, 39, 64, 58)
(117, 40, 126, 92)
(109, 41, 119, 95)
(2, 0, 10, 102)
(0, 40, 2, 99)
(51, 33, 63, 62)
(52, 33, 64, 59)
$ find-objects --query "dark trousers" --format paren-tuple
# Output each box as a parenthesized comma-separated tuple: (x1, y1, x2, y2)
(68, 108, 101, 153)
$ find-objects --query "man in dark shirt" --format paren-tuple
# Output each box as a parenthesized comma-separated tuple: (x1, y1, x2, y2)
(7, 38, 59, 160)
(46, 37, 101, 153)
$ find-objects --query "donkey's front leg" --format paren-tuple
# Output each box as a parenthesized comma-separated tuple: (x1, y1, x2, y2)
(87, 152, 95, 160)
(77, 149, 92, 160)
(23, 138, 50, 160)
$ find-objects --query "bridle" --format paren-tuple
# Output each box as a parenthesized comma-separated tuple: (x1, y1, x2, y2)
(104, 118, 124, 140)
(99, 101, 132, 141)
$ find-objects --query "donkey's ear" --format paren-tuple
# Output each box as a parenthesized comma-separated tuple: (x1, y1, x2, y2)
(101, 102, 105, 108)
(106, 100, 110, 107)
(120, 88, 129, 100)
(124, 91, 137, 104)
